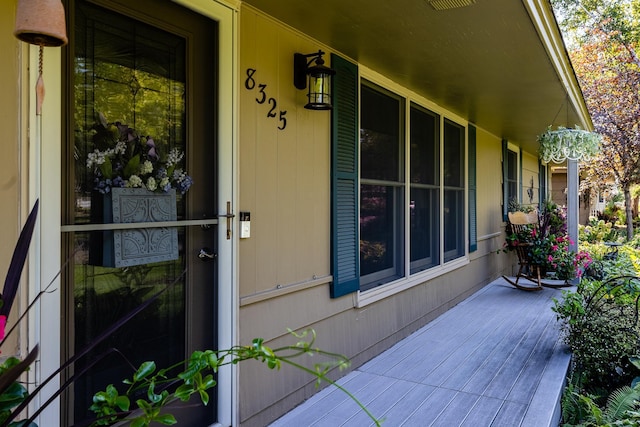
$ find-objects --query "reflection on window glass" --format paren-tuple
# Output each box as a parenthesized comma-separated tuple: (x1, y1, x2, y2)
(72, 231, 186, 422)
(361, 185, 394, 275)
(360, 82, 404, 287)
(360, 84, 401, 182)
(444, 120, 465, 262)
(444, 189, 464, 261)
(410, 188, 440, 272)
(71, 2, 188, 422)
(410, 104, 440, 272)
(507, 149, 518, 205)
(74, 2, 186, 225)
(357, 82, 467, 290)
(444, 120, 463, 188)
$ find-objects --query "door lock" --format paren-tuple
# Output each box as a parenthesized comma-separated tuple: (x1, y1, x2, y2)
(198, 247, 217, 261)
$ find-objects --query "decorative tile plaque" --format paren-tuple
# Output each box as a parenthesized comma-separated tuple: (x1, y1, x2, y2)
(111, 188, 178, 267)
(89, 188, 178, 268)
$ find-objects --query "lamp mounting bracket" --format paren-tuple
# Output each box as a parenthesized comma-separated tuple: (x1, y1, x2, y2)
(293, 50, 325, 90)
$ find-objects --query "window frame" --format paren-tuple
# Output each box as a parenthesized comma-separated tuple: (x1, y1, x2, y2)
(355, 68, 469, 307)
(443, 118, 466, 263)
(503, 141, 521, 219)
(359, 81, 406, 290)
(409, 102, 441, 274)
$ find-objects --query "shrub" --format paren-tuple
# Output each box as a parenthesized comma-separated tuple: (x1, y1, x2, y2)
(601, 200, 624, 225)
(578, 241, 640, 277)
(579, 219, 621, 243)
(554, 277, 640, 392)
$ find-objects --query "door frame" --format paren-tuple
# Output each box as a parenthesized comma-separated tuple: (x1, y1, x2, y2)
(28, 1, 238, 426)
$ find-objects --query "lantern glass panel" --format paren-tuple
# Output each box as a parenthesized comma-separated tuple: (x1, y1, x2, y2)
(306, 71, 332, 109)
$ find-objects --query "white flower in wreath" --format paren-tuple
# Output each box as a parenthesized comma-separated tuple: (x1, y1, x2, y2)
(146, 177, 158, 191)
(127, 175, 143, 188)
(140, 160, 154, 175)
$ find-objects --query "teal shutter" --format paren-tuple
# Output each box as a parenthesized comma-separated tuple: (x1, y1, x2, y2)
(468, 124, 477, 252)
(519, 147, 524, 203)
(502, 139, 508, 221)
(330, 54, 359, 298)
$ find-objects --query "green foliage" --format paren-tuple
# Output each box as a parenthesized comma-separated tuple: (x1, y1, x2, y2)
(0, 202, 380, 426)
(564, 376, 640, 426)
(507, 199, 535, 213)
(551, 0, 640, 46)
(543, 199, 569, 237)
(578, 241, 640, 277)
(552, 0, 640, 242)
(606, 385, 640, 421)
(88, 330, 381, 427)
(557, 276, 640, 426)
(580, 219, 622, 243)
(538, 126, 601, 164)
(555, 277, 640, 392)
(503, 202, 591, 280)
(602, 201, 626, 225)
(562, 379, 640, 426)
(553, 290, 586, 325)
(90, 385, 131, 426)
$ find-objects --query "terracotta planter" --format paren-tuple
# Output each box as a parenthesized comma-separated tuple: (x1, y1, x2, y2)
(89, 188, 178, 267)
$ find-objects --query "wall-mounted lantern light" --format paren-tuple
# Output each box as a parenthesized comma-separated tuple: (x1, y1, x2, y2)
(293, 50, 335, 110)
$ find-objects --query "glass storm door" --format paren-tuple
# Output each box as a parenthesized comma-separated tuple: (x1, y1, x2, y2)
(63, 0, 217, 424)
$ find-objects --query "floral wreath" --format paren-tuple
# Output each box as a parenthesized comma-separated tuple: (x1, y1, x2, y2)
(86, 113, 193, 195)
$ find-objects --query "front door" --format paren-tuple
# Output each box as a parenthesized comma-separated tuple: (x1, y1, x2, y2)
(63, 0, 218, 424)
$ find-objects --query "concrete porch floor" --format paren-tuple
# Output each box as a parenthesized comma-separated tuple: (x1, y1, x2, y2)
(270, 278, 571, 427)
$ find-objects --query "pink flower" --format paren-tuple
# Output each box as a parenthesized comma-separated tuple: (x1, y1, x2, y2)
(548, 255, 553, 262)
(552, 245, 558, 251)
(0, 315, 7, 341)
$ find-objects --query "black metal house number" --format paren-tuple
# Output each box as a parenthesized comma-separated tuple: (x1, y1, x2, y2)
(245, 68, 287, 130)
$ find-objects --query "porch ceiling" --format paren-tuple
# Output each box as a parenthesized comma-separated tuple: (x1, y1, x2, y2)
(243, 0, 591, 153)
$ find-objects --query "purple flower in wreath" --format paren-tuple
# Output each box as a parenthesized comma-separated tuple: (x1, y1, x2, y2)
(176, 175, 193, 195)
(87, 114, 192, 195)
(146, 137, 159, 160)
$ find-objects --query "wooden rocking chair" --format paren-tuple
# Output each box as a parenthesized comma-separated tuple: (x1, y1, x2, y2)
(502, 211, 544, 291)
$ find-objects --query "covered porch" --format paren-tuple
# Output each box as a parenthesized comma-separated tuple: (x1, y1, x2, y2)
(270, 278, 571, 427)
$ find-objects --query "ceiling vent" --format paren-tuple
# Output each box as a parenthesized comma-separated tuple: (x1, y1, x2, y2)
(426, 0, 476, 10)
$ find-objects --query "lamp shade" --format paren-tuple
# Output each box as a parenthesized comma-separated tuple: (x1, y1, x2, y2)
(305, 63, 335, 110)
(14, 0, 68, 47)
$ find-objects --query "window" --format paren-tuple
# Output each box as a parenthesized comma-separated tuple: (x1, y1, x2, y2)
(330, 54, 470, 298)
(359, 82, 466, 289)
(443, 119, 465, 262)
(502, 141, 520, 219)
(410, 103, 440, 272)
(360, 83, 405, 289)
(539, 162, 548, 205)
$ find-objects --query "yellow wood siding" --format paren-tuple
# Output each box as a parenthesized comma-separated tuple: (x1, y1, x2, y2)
(522, 150, 540, 209)
(239, 8, 331, 300)
(0, 0, 26, 355)
(476, 127, 503, 245)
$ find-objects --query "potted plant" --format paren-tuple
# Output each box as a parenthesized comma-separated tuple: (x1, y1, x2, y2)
(86, 113, 193, 267)
(502, 201, 592, 285)
(86, 112, 193, 195)
(538, 125, 601, 164)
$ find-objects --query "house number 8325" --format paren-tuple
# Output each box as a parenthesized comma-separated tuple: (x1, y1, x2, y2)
(245, 68, 287, 130)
